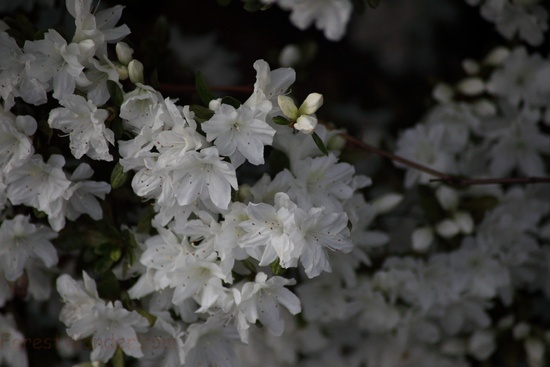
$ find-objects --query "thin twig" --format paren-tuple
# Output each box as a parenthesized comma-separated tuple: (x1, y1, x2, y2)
(341, 133, 550, 186)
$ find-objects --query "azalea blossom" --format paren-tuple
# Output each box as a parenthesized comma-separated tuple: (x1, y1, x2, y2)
(0, 215, 57, 281)
(48, 94, 115, 161)
(203, 102, 275, 167)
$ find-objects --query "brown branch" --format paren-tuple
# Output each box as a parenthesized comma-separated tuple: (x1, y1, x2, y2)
(341, 133, 550, 186)
(158, 83, 254, 95)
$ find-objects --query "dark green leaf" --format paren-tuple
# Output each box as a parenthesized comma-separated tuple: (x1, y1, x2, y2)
(150, 69, 160, 89)
(111, 163, 128, 189)
(97, 271, 121, 301)
(217, 0, 232, 6)
(94, 256, 114, 274)
(273, 116, 291, 125)
(267, 149, 290, 174)
(312, 132, 329, 156)
(190, 104, 215, 123)
(221, 96, 242, 109)
(195, 72, 215, 106)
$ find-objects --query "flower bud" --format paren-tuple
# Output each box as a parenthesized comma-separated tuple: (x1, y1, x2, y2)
(435, 219, 460, 238)
(299, 93, 323, 115)
(457, 77, 485, 96)
(116, 64, 129, 81)
(277, 95, 298, 120)
(116, 42, 134, 65)
(128, 59, 144, 84)
(453, 211, 474, 234)
(435, 186, 458, 211)
(484, 46, 510, 66)
(412, 226, 434, 252)
(525, 338, 544, 367)
(279, 44, 301, 67)
(468, 329, 495, 361)
(372, 193, 403, 215)
(78, 39, 96, 58)
(294, 115, 318, 134)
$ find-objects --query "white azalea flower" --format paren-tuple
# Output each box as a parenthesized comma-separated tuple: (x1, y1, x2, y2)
(183, 314, 240, 367)
(237, 272, 301, 337)
(0, 214, 57, 281)
(57, 271, 149, 362)
(203, 102, 275, 167)
(24, 29, 91, 101)
(48, 94, 115, 161)
(66, 0, 131, 58)
(0, 32, 48, 107)
(293, 207, 353, 278)
(262, 0, 353, 41)
(6, 154, 71, 230)
(0, 313, 28, 367)
(240, 192, 300, 267)
(172, 147, 238, 210)
(64, 163, 111, 221)
(0, 111, 36, 173)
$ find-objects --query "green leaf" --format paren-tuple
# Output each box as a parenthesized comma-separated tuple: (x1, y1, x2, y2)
(110, 248, 122, 262)
(136, 308, 158, 326)
(110, 346, 125, 367)
(221, 96, 242, 109)
(190, 105, 215, 123)
(270, 259, 285, 275)
(111, 163, 128, 189)
(97, 271, 121, 301)
(136, 208, 154, 234)
(94, 256, 114, 274)
(107, 80, 124, 107)
(273, 116, 291, 125)
(217, 0, 232, 6)
(366, 0, 380, 8)
(150, 69, 160, 89)
(195, 72, 215, 106)
(312, 132, 329, 156)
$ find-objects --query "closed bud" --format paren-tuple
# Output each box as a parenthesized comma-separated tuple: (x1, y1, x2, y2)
(435, 219, 460, 238)
(457, 77, 485, 96)
(294, 115, 318, 134)
(277, 95, 299, 120)
(453, 211, 474, 234)
(525, 338, 544, 367)
(299, 93, 323, 115)
(116, 64, 129, 81)
(484, 46, 510, 66)
(373, 193, 403, 215)
(128, 59, 144, 84)
(279, 44, 301, 67)
(412, 226, 434, 252)
(78, 39, 96, 58)
(116, 42, 134, 65)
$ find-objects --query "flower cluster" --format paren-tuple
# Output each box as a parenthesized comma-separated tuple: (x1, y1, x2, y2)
(1, 0, 549, 366)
